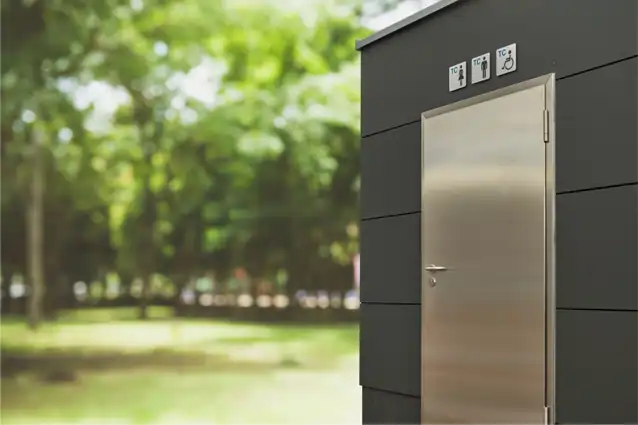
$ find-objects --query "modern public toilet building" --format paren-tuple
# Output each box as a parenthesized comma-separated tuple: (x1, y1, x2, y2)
(357, 1, 638, 424)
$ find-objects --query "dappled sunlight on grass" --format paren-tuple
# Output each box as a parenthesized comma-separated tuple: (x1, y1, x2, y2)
(1, 309, 358, 369)
(1, 308, 360, 425)
(2, 308, 271, 354)
(2, 321, 271, 354)
(2, 360, 361, 424)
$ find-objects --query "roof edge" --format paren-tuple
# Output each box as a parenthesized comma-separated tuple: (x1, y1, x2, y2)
(355, 0, 461, 51)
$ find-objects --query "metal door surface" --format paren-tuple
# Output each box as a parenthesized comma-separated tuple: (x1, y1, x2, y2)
(421, 76, 555, 424)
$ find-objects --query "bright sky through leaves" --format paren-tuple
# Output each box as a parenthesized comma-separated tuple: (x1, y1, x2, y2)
(57, 0, 441, 134)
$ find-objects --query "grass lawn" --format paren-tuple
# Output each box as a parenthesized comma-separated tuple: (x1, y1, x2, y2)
(1, 307, 361, 425)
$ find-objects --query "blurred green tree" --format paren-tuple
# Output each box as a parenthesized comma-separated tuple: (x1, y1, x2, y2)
(1, 0, 371, 324)
(1, 0, 130, 327)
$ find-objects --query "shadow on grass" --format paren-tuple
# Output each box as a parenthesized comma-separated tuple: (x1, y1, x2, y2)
(1, 308, 358, 401)
(0, 311, 361, 425)
(0, 326, 357, 382)
(0, 346, 308, 384)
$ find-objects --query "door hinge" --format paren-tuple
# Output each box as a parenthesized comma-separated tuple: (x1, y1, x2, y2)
(544, 406, 551, 425)
(543, 109, 550, 143)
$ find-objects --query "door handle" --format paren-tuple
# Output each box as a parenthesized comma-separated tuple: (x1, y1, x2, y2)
(425, 264, 447, 288)
(425, 265, 448, 273)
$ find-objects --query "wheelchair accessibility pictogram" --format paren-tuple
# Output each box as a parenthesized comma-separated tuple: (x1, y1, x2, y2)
(501, 50, 515, 71)
(496, 44, 517, 76)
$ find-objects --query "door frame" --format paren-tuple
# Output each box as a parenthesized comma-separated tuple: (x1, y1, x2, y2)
(420, 74, 556, 424)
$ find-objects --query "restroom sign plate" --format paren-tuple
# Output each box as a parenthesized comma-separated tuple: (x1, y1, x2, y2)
(448, 61, 467, 92)
(496, 43, 517, 76)
(471, 52, 490, 84)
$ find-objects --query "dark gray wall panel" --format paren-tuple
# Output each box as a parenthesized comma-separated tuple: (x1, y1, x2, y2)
(556, 309, 638, 424)
(556, 184, 638, 311)
(362, 387, 420, 424)
(361, 122, 420, 219)
(360, 309, 638, 424)
(556, 58, 638, 193)
(360, 304, 420, 396)
(361, 0, 638, 136)
(360, 213, 421, 304)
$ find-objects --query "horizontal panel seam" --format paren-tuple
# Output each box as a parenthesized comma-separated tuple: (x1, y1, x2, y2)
(361, 119, 420, 139)
(361, 55, 638, 138)
(557, 182, 638, 196)
(362, 211, 420, 222)
(360, 183, 637, 219)
(360, 183, 637, 221)
(556, 54, 638, 82)
(361, 384, 420, 399)
(557, 307, 638, 313)
(359, 305, 637, 311)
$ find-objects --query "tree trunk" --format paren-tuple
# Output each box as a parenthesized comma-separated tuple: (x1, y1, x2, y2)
(138, 183, 153, 320)
(138, 273, 151, 319)
(134, 105, 163, 320)
(138, 147, 155, 320)
(27, 127, 45, 330)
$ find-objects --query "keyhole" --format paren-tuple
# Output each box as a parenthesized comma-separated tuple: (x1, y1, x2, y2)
(429, 276, 436, 287)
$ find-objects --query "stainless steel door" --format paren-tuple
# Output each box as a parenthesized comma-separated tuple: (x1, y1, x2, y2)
(421, 76, 555, 424)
